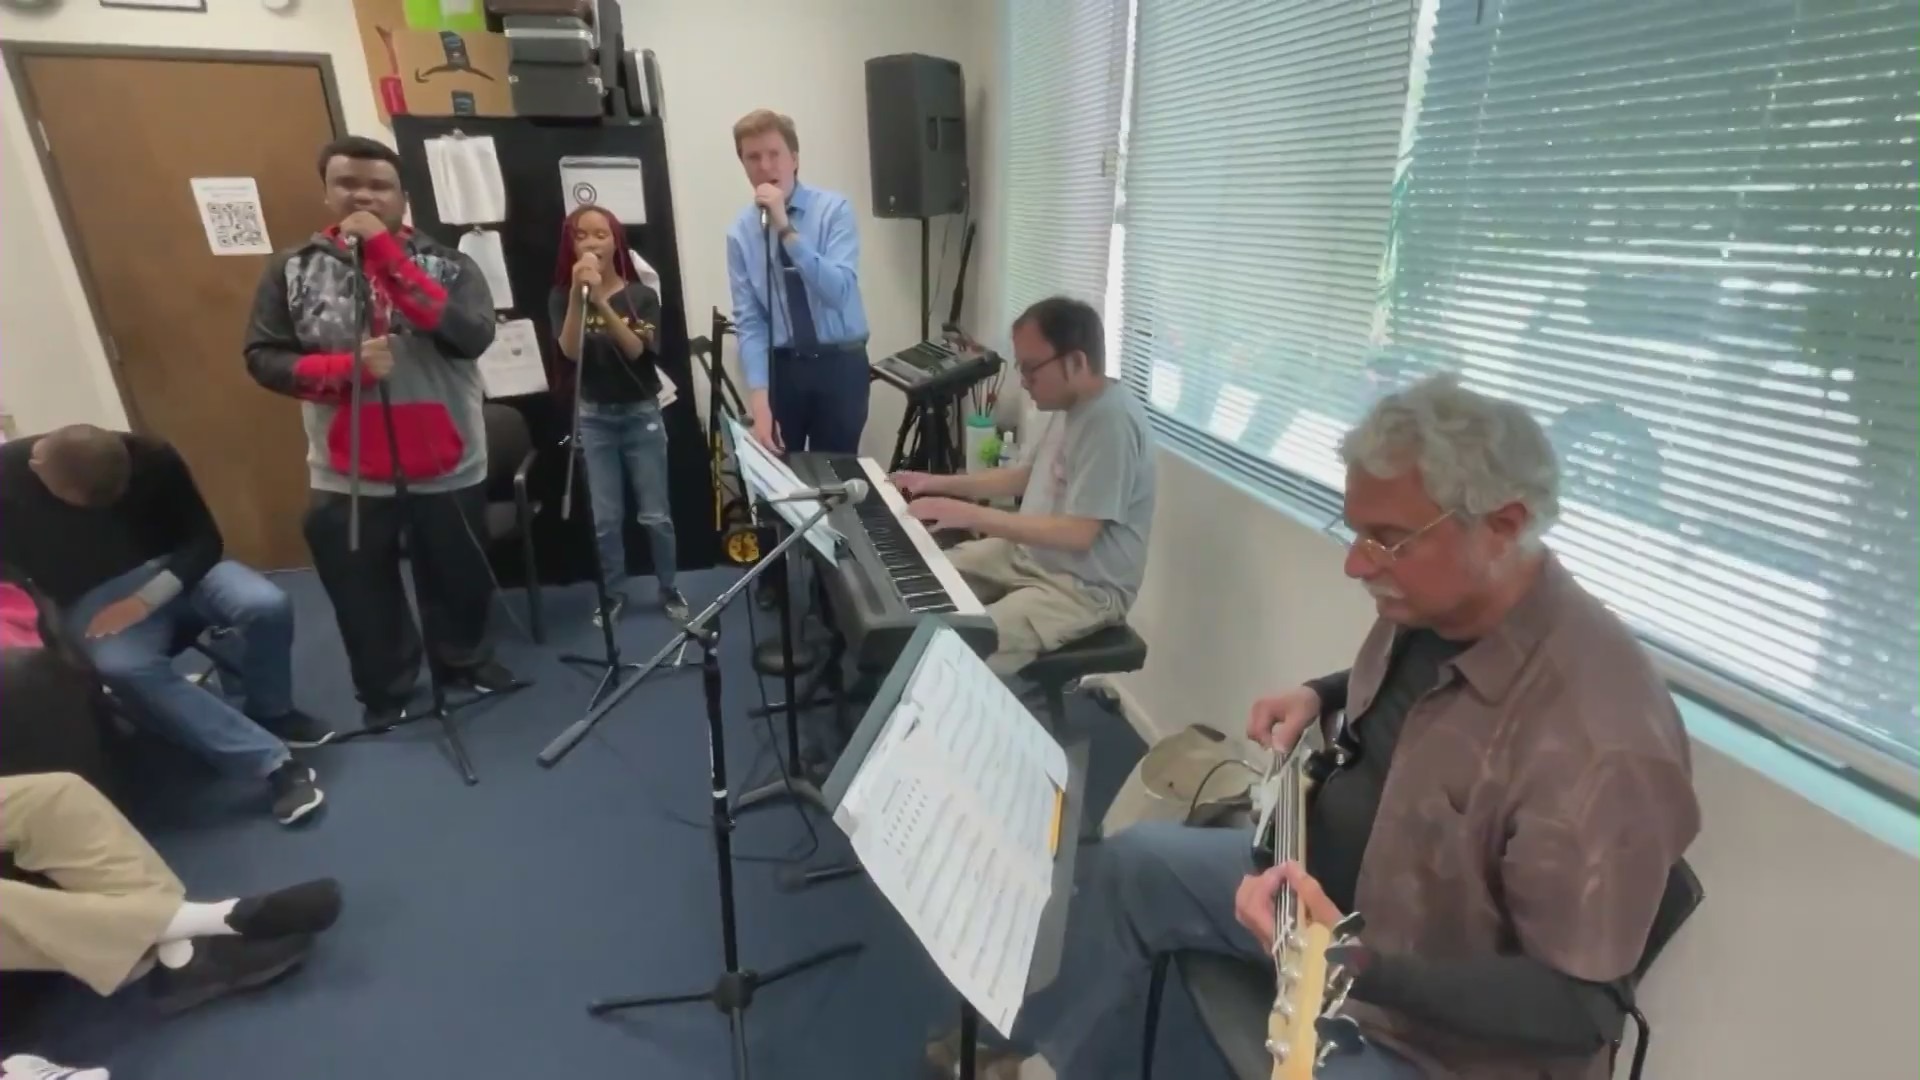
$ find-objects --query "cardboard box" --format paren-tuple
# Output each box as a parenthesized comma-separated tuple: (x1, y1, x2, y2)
(355, 0, 515, 123)
(392, 30, 515, 118)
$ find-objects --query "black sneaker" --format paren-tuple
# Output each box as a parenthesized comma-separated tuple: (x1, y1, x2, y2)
(661, 588, 690, 622)
(591, 592, 629, 628)
(268, 763, 324, 825)
(150, 933, 314, 1015)
(453, 659, 519, 695)
(361, 701, 408, 733)
(259, 712, 336, 750)
(228, 878, 344, 939)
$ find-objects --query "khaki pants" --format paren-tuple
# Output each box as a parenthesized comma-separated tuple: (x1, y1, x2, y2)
(0, 773, 184, 995)
(949, 538, 1122, 675)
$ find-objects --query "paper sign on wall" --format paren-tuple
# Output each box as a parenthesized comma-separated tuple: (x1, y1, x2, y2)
(189, 177, 272, 256)
(559, 156, 647, 225)
(477, 319, 548, 399)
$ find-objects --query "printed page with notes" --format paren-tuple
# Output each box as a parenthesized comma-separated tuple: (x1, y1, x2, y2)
(833, 626, 1069, 1034)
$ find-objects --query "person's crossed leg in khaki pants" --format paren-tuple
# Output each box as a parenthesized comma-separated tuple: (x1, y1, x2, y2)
(0, 772, 343, 1013)
(949, 538, 1122, 676)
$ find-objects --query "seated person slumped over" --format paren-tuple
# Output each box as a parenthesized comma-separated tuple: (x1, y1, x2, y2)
(0, 772, 342, 1020)
(896, 297, 1155, 675)
(931, 376, 1700, 1080)
(0, 426, 328, 825)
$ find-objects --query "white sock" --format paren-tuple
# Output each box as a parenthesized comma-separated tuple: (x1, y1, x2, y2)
(155, 939, 194, 970)
(159, 899, 238, 943)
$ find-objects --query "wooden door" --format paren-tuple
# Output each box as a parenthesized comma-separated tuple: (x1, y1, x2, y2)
(16, 51, 342, 570)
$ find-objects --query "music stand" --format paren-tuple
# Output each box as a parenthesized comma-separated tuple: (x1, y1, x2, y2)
(820, 618, 1091, 1080)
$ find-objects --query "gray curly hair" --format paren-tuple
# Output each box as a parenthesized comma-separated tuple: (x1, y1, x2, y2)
(1339, 374, 1561, 548)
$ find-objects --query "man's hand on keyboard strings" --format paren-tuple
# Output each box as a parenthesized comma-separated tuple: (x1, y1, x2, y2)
(905, 496, 982, 532)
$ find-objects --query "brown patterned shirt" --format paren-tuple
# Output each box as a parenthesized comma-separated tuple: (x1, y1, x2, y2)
(1339, 554, 1700, 1079)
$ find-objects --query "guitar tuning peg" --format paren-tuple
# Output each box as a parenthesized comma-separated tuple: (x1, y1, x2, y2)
(1333, 911, 1366, 940)
(1326, 942, 1366, 972)
(1314, 1015, 1366, 1067)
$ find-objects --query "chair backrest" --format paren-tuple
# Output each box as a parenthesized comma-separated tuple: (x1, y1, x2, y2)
(1632, 859, 1704, 984)
(481, 403, 532, 501)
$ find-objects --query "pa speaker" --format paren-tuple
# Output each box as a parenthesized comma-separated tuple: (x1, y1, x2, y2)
(864, 53, 968, 219)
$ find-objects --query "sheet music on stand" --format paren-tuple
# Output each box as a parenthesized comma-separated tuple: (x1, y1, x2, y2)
(828, 623, 1070, 1035)
(723, 415, 844, 561)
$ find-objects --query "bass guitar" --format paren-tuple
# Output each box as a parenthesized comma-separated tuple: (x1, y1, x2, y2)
(1249, 721, 1367, 1078)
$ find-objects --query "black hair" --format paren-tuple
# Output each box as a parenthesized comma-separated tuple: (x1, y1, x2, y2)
(316, 135, 404, 186)
(1014, 295, 1106, 374)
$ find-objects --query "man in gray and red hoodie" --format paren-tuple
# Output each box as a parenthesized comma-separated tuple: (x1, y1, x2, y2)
(245, 135, 516, 725)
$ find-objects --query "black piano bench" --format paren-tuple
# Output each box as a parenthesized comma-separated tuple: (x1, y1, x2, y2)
(1019, 623, 1149, 732)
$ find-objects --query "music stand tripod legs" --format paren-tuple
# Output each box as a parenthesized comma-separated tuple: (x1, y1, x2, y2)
(536, 501, 864, 1080)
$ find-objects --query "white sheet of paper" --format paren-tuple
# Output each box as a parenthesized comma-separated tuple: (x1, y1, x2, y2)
(189, 177, 272, 256)
(724, 416, 844, 560)
(476, 319, 547, 399)
(560, 156, 647, 225)
(426, 135, 507, 226)
(833, 626, 1068, 1035)
(457, 229, 515, 311)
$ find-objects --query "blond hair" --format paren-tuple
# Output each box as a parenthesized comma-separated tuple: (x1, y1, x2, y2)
(732, 109, 799, 156)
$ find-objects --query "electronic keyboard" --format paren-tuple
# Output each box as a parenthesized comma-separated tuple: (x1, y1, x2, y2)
(788, 453, 998, 669)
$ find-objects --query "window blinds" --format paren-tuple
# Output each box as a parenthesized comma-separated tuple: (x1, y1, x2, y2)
(1000, 0, 1131, 325)
(1384, 0, 1920, 781)
(1118, 0, 1418, 504)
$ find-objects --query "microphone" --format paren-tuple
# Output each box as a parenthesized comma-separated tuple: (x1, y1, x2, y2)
(766, 479, 870, 504)
(759, 206, 770, 230)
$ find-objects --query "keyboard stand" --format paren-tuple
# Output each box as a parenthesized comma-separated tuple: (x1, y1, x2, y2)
(888, 389, 966, 474)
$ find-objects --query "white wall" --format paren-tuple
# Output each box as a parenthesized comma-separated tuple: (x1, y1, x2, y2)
(1, 0, 996, 460)
(619, 0, 996, 461)
(0, 0, 385, 434)
(1107, 450, 1920, 1080)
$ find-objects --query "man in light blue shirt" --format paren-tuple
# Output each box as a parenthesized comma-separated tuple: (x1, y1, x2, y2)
(725, 109, 872, 455)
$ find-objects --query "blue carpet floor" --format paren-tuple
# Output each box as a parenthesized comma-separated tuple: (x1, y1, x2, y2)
(11, 568, 1224, 1079)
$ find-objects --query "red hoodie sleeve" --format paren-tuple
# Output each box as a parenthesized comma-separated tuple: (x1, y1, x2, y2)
(361, 230, 448, 329)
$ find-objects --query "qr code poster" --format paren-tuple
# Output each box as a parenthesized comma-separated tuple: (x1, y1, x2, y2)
(189, 177, 273, 257)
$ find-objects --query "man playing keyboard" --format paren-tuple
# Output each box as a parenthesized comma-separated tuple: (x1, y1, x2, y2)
(895, 297, 1155, 675)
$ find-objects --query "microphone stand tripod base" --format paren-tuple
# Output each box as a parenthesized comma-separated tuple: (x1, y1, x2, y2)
(331, 680, 531, 786)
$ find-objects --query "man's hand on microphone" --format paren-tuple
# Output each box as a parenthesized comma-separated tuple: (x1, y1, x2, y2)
(753, 184, 790, 232)
(361, 335, 396, 381)
(340, 210, 387, 243)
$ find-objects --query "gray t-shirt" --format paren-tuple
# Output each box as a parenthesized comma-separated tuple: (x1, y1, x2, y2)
(1019, 380, 1156, 606)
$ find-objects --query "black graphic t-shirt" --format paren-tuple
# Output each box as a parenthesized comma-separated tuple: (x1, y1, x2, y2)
(548, 281, 662, 405)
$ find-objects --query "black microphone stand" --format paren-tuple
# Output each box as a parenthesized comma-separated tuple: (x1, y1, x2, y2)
(555, 279, 687, 708)
(327, 237, 528, 785)
(536, 496, 863, 1080)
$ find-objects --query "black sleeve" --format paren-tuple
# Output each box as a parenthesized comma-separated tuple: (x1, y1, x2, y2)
(1305, 669, 1350, 716)
(431, 252, 497, 360)
(244, 253, 318, 399)
(1351, 950, 1626, 1055)
(139, 440, 223, 594)
(629, 282, 663, 350)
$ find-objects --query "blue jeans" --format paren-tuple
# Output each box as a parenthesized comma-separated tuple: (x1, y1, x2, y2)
(579, 400, 678, 595)
(1012, 820, 1422, 1080)
(65, 560, 293, 779)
